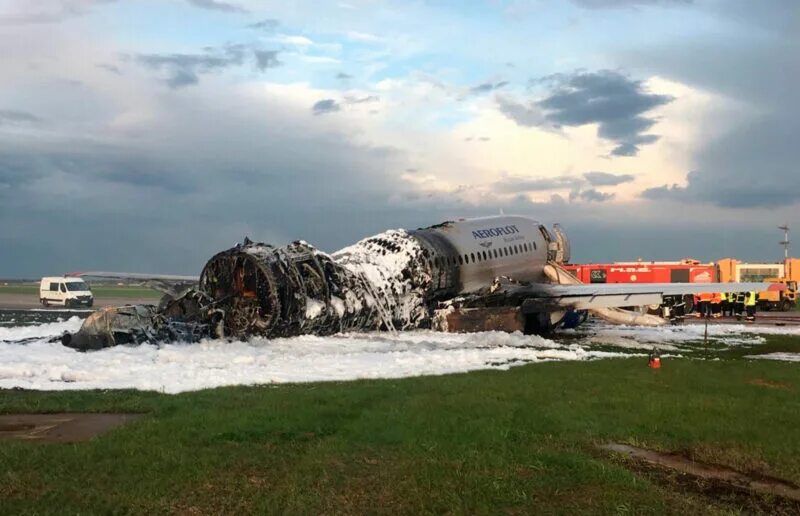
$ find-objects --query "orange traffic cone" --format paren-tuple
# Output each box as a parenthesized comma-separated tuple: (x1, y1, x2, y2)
(648, 349, 662, 369)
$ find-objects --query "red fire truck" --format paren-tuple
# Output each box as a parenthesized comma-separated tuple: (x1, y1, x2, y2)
(562, 259, 717, 285)
(562, 259, 717, 315)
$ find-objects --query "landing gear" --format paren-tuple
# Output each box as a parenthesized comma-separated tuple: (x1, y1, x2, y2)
(523, 313, 550, 335)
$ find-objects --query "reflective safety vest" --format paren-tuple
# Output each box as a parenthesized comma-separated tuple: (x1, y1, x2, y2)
(711, 293, 722, 304)
(745, 292, 758, 306)
(721, 292, 730, 302)
(736, 293, 746, 303)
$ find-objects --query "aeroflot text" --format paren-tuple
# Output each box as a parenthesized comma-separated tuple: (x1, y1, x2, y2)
(472, 225, 519, 239)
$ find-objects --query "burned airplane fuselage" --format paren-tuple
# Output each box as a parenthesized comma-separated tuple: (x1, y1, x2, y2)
(63, 216, 565, 350)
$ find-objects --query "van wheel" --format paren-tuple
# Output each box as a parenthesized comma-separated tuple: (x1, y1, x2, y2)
(42, 299, 49, 307)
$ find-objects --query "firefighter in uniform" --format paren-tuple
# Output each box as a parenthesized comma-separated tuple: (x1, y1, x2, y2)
(710, 292, 722, 318)
(734, 292, 746, 320)
(745, 291, 758, 322)
(673, 295, 686, 323)
(721, 292, 730, 317)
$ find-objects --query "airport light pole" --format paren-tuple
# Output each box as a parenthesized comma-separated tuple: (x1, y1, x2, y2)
(779, 224, 790, 261)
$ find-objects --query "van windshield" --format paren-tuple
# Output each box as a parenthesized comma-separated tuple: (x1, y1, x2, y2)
(65, 281, 90, 292)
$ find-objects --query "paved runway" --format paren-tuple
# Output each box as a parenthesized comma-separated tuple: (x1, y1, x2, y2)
(0, 292, 158, 310)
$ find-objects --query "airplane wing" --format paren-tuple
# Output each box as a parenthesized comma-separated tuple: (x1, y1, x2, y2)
(70, 271, 200, 282)
(508, 282, 779, 311)
(68, 271, 200, 298)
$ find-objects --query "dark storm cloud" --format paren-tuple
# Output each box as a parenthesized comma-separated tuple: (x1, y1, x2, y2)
(624, 1, 799, 208)
(254, 50, 281, 71)
(538, 70, 673, 156)
(499, 71, 672, 156)
(312, 99, 341, 115)
(136, 44, 250, 88)
(187, 0, 247, 13)
(640, 115, 800, 209)
(0, 90, 418, 277)
(571, 0, 692, 8)
(583, 171, 635, 186)
(0, 109, 41, 124)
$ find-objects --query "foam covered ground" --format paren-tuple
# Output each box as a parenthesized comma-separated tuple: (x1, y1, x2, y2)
(0, 318, 630, 393)
(1, 318, 798, 393)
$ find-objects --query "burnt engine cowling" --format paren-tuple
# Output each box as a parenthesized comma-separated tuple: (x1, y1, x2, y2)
(198, 231, 435, 339)
(62, 230, 438, 349)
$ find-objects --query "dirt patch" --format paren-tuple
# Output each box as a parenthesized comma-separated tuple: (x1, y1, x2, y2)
(748, 378, 793, 390)
(600, 443, 800, 513)
(0, 413, 142, 443)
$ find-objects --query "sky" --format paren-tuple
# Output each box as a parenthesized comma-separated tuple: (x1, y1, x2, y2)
(0, 0, 798, 277)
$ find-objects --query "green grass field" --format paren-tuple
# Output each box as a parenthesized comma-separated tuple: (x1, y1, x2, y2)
(0, 285, 161, 298)
(2, 338, 799, 514)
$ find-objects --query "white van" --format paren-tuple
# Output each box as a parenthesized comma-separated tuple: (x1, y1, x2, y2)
(39, 277, 94, 308)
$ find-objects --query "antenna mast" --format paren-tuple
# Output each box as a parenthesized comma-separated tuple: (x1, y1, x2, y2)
(779, 224, 790, 260)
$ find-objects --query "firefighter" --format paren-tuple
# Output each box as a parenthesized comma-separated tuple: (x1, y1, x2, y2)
(721, 292, 730, 317)
(697, 292, 712, 318)
(710, 292, 722, 318)
(734, 292, 746, 320)
(745, 291, 758, 322)
(673, 295, 686, 323)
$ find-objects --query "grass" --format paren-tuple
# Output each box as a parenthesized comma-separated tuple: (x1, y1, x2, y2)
(2, 343, 800, 514)
(0, 285, 161, 298)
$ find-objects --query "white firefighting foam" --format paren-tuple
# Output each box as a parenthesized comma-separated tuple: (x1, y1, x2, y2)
(333, 229, 431, 329)
(0, 317, 627, 393)
(1, 318, 798, 394)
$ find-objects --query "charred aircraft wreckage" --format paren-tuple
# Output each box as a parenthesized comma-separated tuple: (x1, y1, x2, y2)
(62, 215, 773, 351)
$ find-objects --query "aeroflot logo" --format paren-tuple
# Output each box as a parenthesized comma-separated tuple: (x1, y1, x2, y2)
(472, 225, 519, 239)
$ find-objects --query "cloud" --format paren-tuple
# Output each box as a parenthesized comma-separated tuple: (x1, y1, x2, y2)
(575, 188, 615, 202)
(281, 35, 314, 46)
(0, 110, 41, 125)
(624, 1, 800, 208)
(583, 171, 635, 186)
(496, 95, 548, 127)
(336, 72, 353, 80)
(641, 114, 800, 209)
(96, 63, 122, 75)
(538, 70, 673, 156)
(0, 0, 117, 25)
(571, 0, 692, 8)
(499, 70, 672, 156)
(254, 50, 281, 71)
(248, 18, 279, 31)
(346, 31, 382, 43)
(186, 0, 247, 13)
(469, 80, 509, 95)
(493, 175, 582, 194)
(312, 99, 340, 115)
(344, 95, 379, 104)
(135, 44, 248, 88)
(491, 172, 622, 203)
